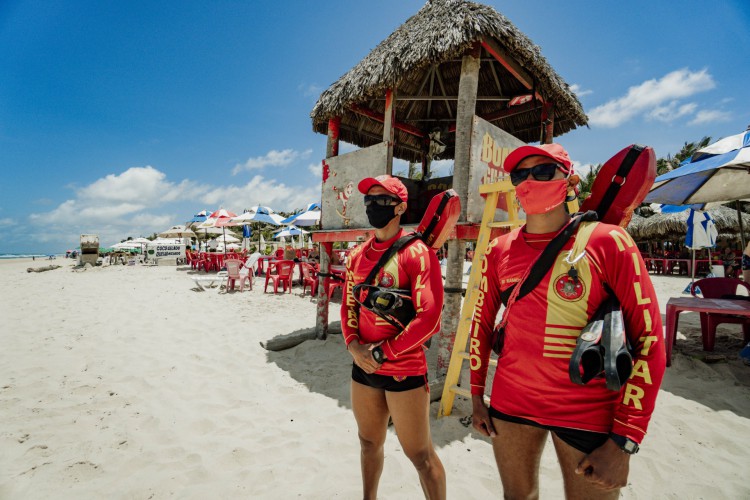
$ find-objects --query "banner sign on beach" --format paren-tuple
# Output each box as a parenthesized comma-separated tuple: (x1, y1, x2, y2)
(321, 143, 387, 230)
(146, 243, 185, 260)
(467, 115, 524, 223)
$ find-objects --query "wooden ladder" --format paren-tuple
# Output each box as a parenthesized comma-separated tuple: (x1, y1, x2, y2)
(438, 181, 579, 417)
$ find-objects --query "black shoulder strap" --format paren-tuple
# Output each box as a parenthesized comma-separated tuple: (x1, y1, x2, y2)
(363, 233, 420, 286)
(499, 211, 598, 306)
(596, 145, 644, 221)
(419, 192, 452, 242)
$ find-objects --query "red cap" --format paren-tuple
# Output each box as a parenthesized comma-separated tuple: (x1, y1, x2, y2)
(357, 175, 408, 202)
(503, 143, 573, 173)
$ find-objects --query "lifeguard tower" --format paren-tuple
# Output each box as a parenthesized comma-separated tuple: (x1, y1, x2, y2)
(309, 0, 587, 379)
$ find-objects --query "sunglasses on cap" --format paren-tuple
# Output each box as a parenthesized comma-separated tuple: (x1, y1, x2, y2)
(364, 194, 402, 207)
(510, 163, 566, 186)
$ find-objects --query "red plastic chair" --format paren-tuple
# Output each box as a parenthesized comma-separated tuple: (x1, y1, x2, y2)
(690, 277, 750, 350)
(264, 260, 295, 293)
(300, 263, 319, 296)
(274, 248, 284, 260)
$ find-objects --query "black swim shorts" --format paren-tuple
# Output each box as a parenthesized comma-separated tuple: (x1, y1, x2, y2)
(351, 363, 427, 392)
(489, 407, 609, 454)
(742, 253, 750, 271)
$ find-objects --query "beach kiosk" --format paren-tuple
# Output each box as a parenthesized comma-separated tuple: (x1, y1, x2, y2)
(309, 0, 587, 378)
(79, 234, 99, 266)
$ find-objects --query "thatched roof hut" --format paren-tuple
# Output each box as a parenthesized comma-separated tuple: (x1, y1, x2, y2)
(311, 0, 587, 163)
(626, 206, 750, 241)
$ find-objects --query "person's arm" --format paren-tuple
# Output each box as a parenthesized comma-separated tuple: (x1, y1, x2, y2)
(379, 242, 443, 359)
(592, 225, 666, 442)
(469, 238, 505, 437)
(340, 250, 382, 373)
(340, 255, 361, 349)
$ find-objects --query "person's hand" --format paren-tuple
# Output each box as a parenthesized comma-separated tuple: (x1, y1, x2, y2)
(471, 395, 496, 437)
(575, 438, 631, 490)
(348, 341, 382, 374)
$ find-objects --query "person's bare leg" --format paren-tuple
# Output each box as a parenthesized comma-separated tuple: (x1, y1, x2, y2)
(551, 434, 621, 500)
(386, 387, 446, 500)
(351, 380, 390, 500)
(490, 418, 549, 500)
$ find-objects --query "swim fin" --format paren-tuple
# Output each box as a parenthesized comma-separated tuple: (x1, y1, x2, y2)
(569, 307, 605, 386)
(600, 296, 633, 392)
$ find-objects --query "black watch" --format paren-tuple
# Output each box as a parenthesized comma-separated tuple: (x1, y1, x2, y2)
(609, 433, 639, 454)
(372, 346, 386, 364)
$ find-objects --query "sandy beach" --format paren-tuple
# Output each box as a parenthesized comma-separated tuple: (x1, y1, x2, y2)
(1, 257, 749, 499)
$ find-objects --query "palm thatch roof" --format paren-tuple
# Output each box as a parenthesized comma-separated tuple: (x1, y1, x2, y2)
(311, 0, 587, 163)
(626, 206, 750, 241)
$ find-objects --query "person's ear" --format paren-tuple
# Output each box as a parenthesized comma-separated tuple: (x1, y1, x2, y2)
(397, 202, 406, 215)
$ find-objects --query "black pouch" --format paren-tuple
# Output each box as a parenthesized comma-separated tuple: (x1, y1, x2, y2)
(491, 326, 505, 355)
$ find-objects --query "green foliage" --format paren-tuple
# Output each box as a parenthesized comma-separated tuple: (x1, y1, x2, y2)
(577, 163, 601, 205)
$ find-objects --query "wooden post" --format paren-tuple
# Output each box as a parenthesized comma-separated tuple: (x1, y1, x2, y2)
(383, 89, 396, 175)
(542, 101, 555, 145)
(437, 44, 480, 379)
(316, 118, 341, 340)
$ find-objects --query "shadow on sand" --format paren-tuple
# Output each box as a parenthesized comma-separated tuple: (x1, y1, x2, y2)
(264, 327, 479, 447)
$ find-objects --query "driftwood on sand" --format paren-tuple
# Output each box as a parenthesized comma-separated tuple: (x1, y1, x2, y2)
(27, 265, 61, 273)
(261, 321, 342, 351)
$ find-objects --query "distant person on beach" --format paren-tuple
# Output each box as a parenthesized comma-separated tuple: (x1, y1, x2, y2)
(469, 144, 666, 499)
(723, 246, 738, 278)
(341, 175, 446, 499)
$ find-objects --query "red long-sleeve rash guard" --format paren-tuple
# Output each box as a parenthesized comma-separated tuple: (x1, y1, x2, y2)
(469, 222, 665, 443)
(341, 230, 443, 377)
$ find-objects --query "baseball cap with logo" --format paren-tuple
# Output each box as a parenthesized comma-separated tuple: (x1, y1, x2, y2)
(358, 175, 408, 202)
(503, 143, 573, 174)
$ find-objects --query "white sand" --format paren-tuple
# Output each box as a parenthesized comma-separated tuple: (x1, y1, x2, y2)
(1, 258, 749, 499)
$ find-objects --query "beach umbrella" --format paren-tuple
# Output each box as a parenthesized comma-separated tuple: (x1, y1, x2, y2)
(282, 203, 321, 227)
(229, 205, 285, 226)
(187, 210, 208, 225)
(685, 209, 718, 286)
(646, 129, 750, 250)
(159, 225, 196, 239)
(273, 224, 309, 239)
(229, 206, 284, 250)
(201, 209, 238, 255)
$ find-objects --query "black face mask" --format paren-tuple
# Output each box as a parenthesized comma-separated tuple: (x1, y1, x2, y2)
(366, 204, 397, 229)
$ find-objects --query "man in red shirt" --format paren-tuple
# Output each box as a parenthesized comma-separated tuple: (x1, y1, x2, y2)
(470, 144, 665, 498)
(341, 175, 446, 500)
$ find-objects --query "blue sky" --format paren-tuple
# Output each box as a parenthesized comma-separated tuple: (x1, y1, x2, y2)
(2, 0, 749, 254)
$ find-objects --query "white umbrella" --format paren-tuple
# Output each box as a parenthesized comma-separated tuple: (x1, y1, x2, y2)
(259, 234, 266, 252)
(159, 225, 196, 238)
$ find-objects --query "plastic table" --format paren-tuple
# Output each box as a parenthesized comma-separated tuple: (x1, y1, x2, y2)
(664, 296, 750, 366)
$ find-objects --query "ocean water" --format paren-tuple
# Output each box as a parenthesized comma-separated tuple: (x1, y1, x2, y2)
(0, 254, 61, 259)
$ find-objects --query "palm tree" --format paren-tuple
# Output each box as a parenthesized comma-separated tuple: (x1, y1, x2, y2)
(577, 163, 601, 205)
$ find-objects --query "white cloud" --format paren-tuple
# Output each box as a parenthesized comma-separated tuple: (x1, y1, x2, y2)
(202, 174, 320, 213)
(308, 162, 322, 178)
(0, 217, 12, 227)
(688, 109, 732, 126)
(24, 160, 324, 250)
(231, 148, 312, 175)
(298, 83, 322, 98)
(647, 101, 697, 123)
(588, 68, 715, 128)
(570, 84, 593, 98)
